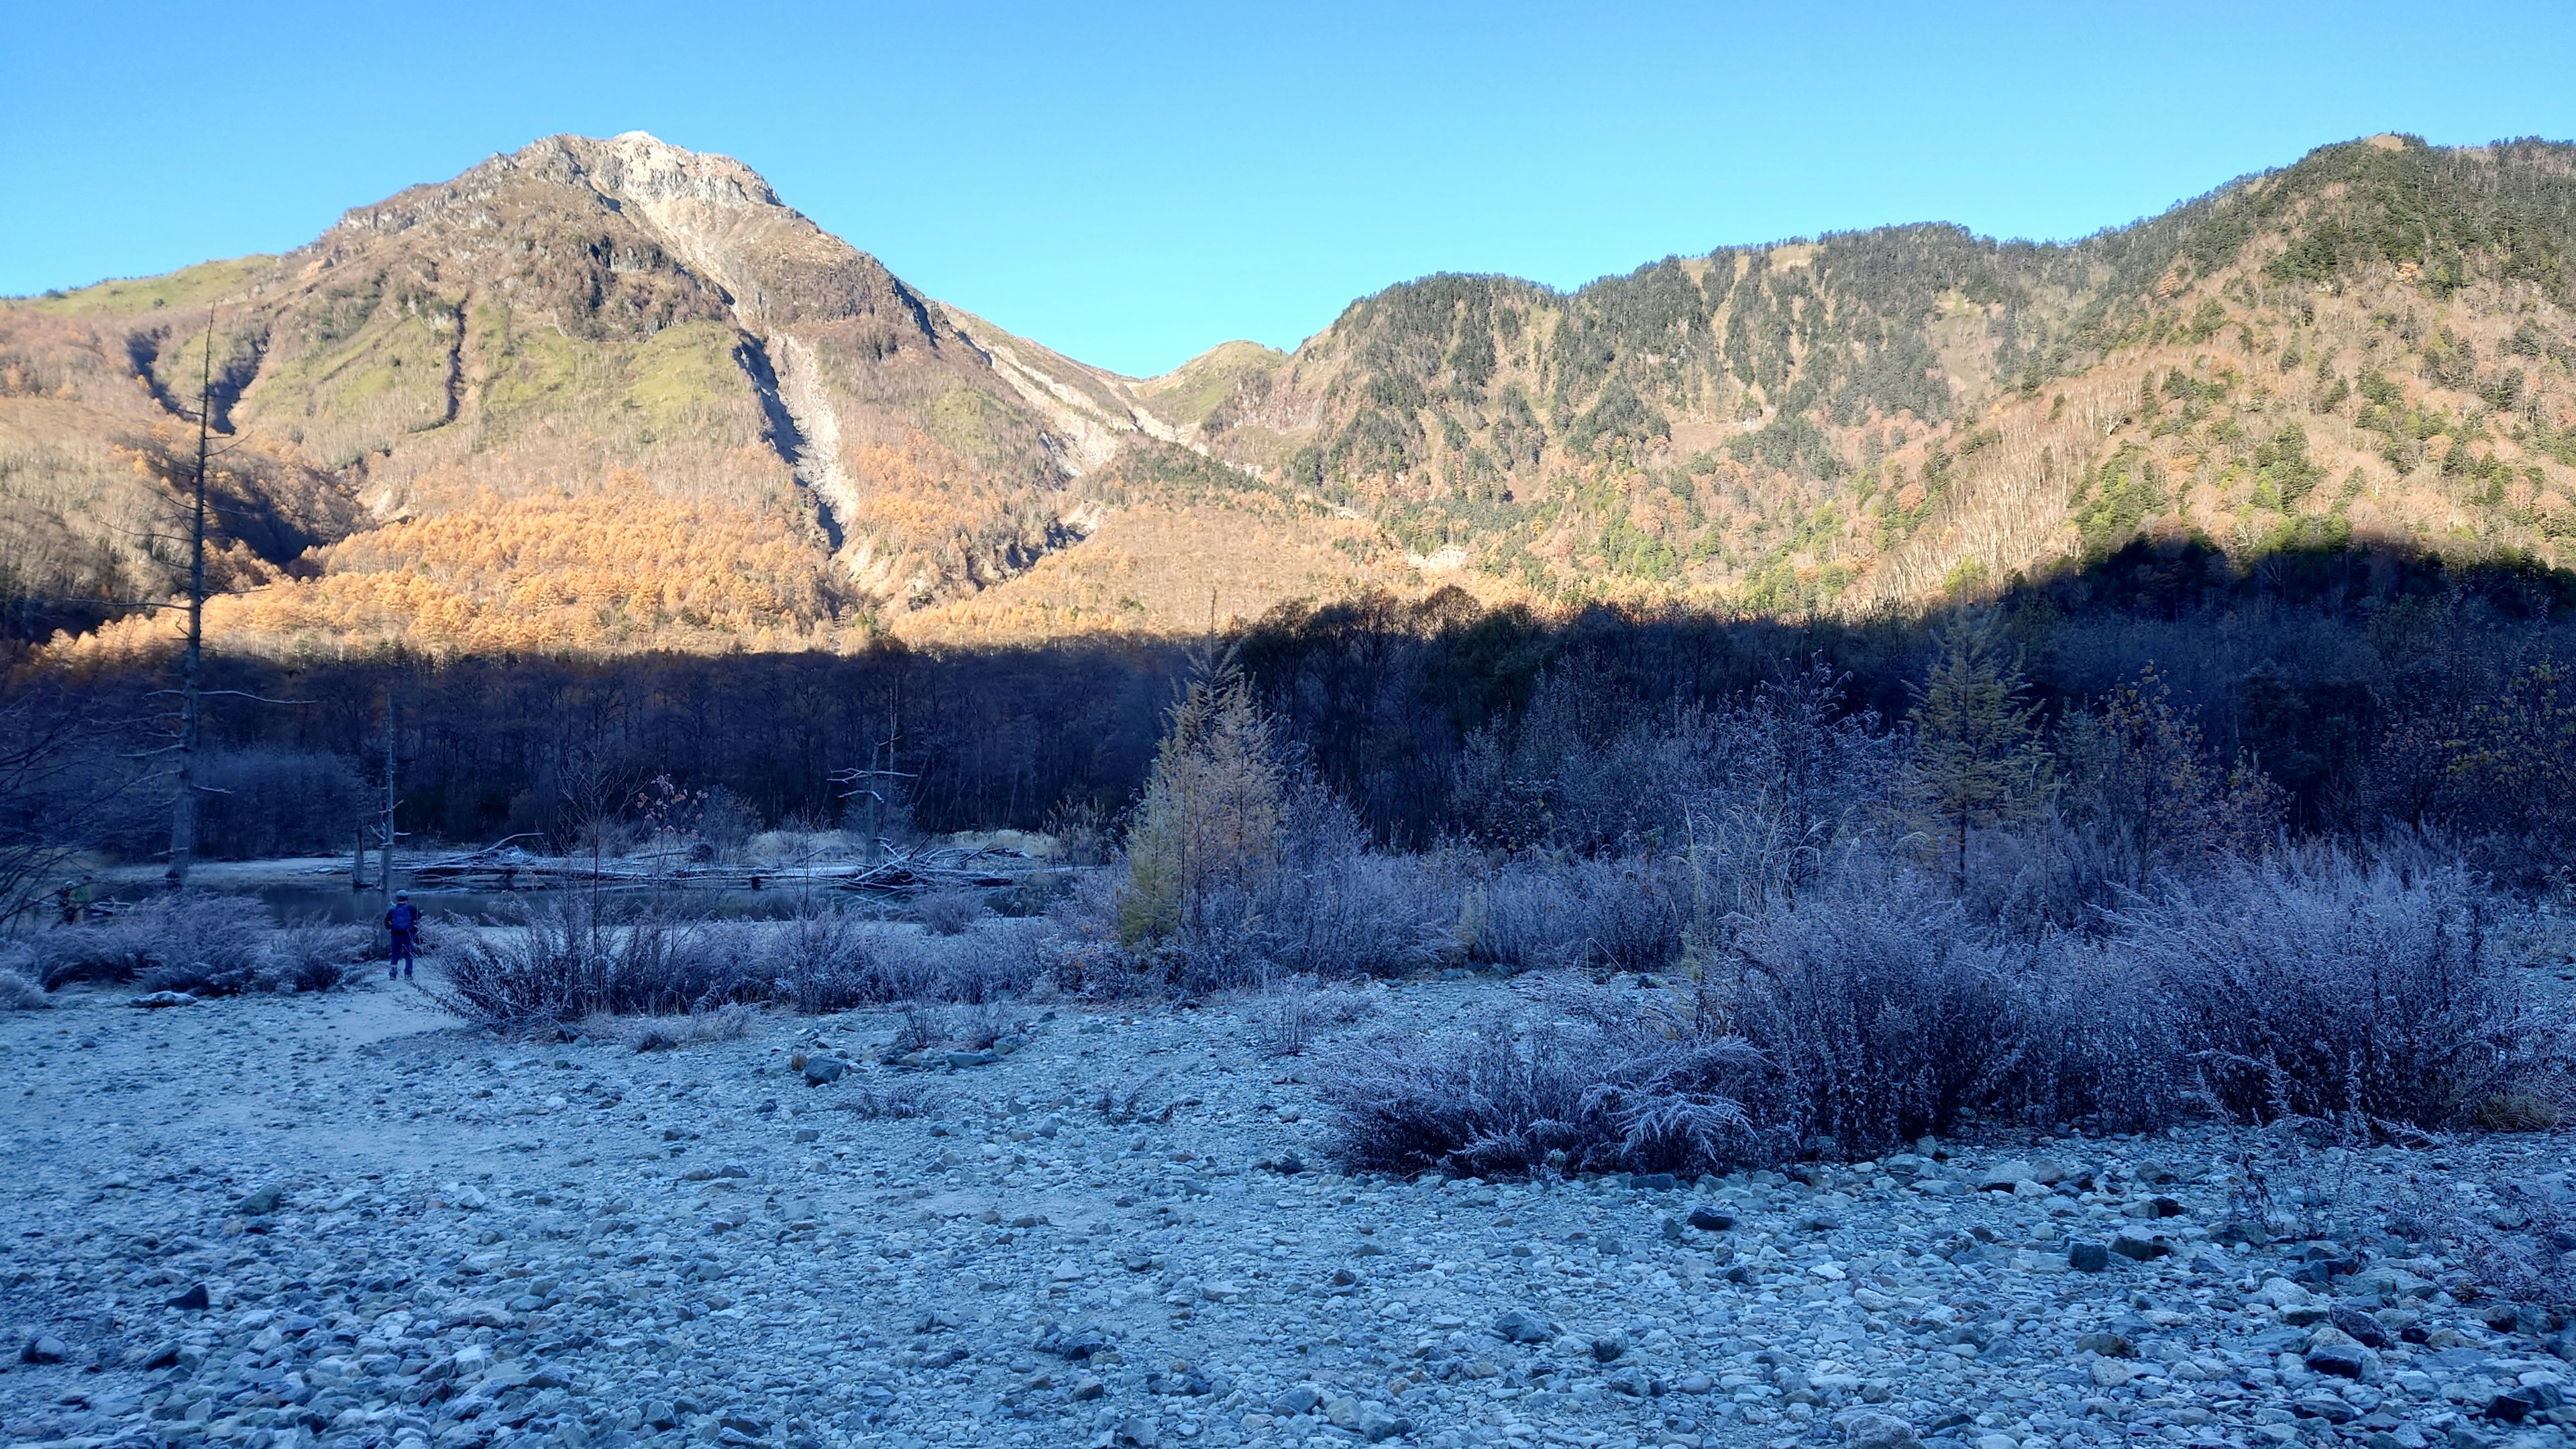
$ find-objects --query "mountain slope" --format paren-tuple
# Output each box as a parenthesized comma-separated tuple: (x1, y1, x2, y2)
(14, 132, 2576, 662)
(9, 133, 1124, 657)
(1167, 134, 2576, 612)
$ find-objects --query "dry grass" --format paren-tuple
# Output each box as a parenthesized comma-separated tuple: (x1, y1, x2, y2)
(835, 1082, 951, 1120)
(909, 889, 985, 936)
(2469, 1090, 2567, 1132)
(0, 969, 46, 1010)
(630, 1004, 759, 1053)
(1245, 978, 1381, 1058)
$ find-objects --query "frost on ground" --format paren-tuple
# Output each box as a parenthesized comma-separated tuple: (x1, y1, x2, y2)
(6, 973, 2576, 1449)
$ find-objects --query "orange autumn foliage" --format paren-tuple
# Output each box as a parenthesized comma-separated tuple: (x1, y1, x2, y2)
(55, 472, 857, 663)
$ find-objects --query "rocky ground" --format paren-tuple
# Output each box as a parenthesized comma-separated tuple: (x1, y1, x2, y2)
(6, 968, 2576, 1449)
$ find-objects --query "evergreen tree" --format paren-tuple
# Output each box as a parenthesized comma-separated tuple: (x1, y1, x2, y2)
(1907, 612, 2047, 885)
(1116, 654, 1285, 949)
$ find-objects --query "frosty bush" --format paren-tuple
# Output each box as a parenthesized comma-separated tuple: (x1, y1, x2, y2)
(1457, 853, 1684, 973)
(1246, 977, 1380, 1057)
(262, 917, 372, 993)
(631, 1003, 757, 1052)
(429, 894, 745, 1031)
(433, 892, 1058, 1032)
(0, 967, 46, 1010)
(1316, 983, 1784, 1178)
(26, 893, 272, 994)
(1721, 868, 2035, 1155)
(2121, 853, 2548, 1130)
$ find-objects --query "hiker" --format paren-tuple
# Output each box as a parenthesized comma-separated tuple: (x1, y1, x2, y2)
(55, 879, 83, 926)
(386, 891, 420, 980)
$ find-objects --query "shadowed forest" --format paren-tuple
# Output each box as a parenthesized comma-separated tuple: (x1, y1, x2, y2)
(19, 539, 2576, 880)
(15, 525, 2576, 1187)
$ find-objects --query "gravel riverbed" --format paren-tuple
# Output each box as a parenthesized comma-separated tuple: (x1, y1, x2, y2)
(7, 972, 2575, 1449)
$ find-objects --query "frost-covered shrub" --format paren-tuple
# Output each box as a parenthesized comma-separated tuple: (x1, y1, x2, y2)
(1721, 869, 2034, 1156)
(2120, 854, 2548, 1130)
(1246, 977, 1380, 1057)
(429, 894, 747, 1031)
(261, 918, 372, 993)
(769, 911, 1053, 1012)
(1317, 982, 1785, 1178)
(27, 892, 271, 993)
(1458, 853, 1684, 973)
(0, 967, 46, 1010)
(893, 1001, 1026, 1053)
(1255, 792, 1454, 980)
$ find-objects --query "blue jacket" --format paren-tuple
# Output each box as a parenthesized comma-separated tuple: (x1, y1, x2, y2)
(387, 903, 419, 933)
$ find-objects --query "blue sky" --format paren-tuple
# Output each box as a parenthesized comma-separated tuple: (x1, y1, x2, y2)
(3, 1, 2571, 376)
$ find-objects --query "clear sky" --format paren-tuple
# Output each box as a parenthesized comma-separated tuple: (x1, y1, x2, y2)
(3, 1, 2571, 376)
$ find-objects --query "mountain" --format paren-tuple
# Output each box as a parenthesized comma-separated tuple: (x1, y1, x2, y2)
(11, 131, 2576, 660)
(1161, 133, 2576, 614)
(7, 133, 1121, 656)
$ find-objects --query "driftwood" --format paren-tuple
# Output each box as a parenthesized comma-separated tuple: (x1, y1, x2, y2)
(833, 844, 1024, 896)
(402, 840, 1034, 897)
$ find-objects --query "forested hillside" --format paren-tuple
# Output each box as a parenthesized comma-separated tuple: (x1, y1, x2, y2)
(9, 132, 2576, 662)
(1161, 135, 2576, 613)
(5, 133, 1091, 660)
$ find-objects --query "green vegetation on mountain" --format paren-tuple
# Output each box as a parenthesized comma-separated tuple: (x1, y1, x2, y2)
(8, 132, 2576, 661)
(1169, 136, 2576, 614)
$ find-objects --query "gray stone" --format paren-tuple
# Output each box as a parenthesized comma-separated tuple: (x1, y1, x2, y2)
(800, 1057, 848, 1086)
(2068, 1242, 2110, 1273)
(1269, 1386, 1322, 1417)
(1837, 1409, 1920, 1449)
(1494, 1309, 1554, 1343)
(1355, 1404, 1408, 1442)
(1978, 1160, 2036, 1191)
(1686, 1206, 1735, 1232)
(19, 1334, 66, 1364)
(2294, 1395, 2359, 1424)
(2331, 1306, 2394, 1348)
(2306, 1327, 2381, 1383)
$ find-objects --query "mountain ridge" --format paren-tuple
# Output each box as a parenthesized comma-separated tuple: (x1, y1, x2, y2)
(10, 131, 2576, 659)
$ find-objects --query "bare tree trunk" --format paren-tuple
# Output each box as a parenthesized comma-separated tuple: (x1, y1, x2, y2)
(380, 686, 398, 928)
(164, 313, 216, 891)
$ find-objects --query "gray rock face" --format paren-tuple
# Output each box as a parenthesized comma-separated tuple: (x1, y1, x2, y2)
(5, 974, 2571, 1449)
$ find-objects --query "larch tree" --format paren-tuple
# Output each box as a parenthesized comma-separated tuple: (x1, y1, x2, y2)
(1116, 653, 1285, 951)
(1907, 612, 2047, 888)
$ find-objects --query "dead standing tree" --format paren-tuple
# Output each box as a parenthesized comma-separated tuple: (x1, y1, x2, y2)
(833, 706, 914, 867)
(143, 310, 302, 890)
